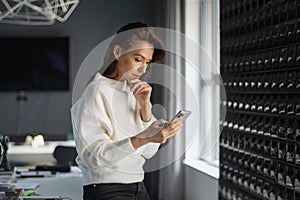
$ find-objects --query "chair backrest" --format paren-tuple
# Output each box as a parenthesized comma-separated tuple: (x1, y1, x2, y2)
(53, 145, 78, 166)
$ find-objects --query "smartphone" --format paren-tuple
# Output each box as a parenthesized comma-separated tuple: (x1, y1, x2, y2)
(168, 110, 191, 125)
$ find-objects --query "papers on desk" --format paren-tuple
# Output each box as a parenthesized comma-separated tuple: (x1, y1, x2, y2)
(13, 166, 82, 179)
(17, 196, 63, 199)
(0, 183, 14, 191)
(0, 170, 13, 183)
(17, 171, 52, 178)
(0, 183, 19, 198)
(11, 182, 39, 190)
(14, 167, 52, 178)
(14, 166, 36, 172)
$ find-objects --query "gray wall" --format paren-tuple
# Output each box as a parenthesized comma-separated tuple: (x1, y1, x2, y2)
(0, 0, 155, 138)
(185, 166, 218, 200)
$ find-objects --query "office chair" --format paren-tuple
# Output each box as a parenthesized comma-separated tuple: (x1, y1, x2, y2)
(53, 145, 78, 166)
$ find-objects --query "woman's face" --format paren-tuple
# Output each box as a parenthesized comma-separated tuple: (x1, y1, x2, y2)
(115, 40, 154, 81)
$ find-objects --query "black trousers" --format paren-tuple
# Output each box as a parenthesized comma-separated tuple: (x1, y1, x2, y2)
(83, 182, 151, 200)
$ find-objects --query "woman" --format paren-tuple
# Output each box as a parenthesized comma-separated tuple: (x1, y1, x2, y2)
(71, 21, 182, 200)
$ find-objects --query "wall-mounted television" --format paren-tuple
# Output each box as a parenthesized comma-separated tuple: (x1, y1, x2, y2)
(0, 37, 69, 91)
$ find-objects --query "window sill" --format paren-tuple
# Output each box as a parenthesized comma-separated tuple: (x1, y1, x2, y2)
(183, 158, 219, 179)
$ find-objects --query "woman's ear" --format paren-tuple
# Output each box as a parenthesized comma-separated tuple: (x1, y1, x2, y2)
(113, 45, 122, 60)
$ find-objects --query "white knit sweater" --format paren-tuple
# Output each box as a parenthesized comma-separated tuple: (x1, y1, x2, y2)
(71, 73, 160, 186)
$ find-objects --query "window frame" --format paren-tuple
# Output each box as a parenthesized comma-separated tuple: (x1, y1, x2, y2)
(183, 0, 221, 179)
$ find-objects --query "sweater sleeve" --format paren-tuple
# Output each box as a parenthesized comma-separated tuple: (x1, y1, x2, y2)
(71, 85, 137, 168)
(138, 114, 161, 159)
(139, 142, 160, 159)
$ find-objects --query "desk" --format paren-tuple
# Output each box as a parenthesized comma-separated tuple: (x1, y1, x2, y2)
(16, 166, 83, 200)
(7, 141, 75, 165)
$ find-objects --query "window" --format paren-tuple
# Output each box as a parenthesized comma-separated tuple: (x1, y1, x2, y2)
(184, 0, 222, 178)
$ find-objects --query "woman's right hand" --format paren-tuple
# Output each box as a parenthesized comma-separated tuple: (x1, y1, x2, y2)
(147, 119, 183, 144)
(131, 119, 183, 149)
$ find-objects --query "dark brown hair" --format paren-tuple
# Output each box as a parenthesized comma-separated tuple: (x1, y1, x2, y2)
(99, 21, 165, 79)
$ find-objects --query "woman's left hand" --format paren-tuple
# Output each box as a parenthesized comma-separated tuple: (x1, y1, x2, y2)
(129, 79, 152, 105)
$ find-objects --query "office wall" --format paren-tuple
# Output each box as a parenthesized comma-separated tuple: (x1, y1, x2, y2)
(185, 166, 218, 200)
(0, 0, 155, 138)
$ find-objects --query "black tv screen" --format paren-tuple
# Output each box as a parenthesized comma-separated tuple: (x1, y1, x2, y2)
(0, 37, 69, 91)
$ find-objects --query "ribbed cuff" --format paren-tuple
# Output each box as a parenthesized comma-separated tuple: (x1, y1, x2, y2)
(141, 115, 156, 128)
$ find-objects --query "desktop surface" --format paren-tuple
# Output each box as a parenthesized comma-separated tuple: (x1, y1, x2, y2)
(14, 166, 83, 200)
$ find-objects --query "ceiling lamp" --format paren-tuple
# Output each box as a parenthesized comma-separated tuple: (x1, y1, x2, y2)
(0, 0, 80, 25)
